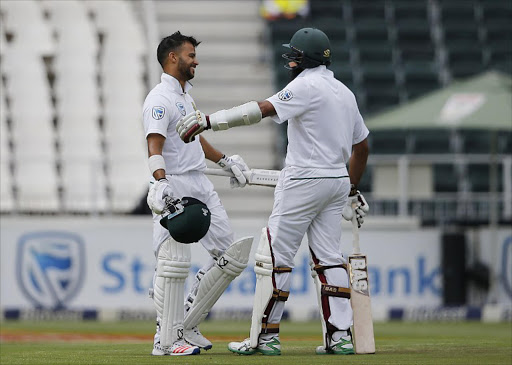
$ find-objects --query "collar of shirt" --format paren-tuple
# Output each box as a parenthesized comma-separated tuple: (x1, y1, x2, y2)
(161, 73, 193, 95)
(298, 65, 333, 78)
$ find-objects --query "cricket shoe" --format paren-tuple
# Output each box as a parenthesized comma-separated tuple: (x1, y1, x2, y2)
(152, 340, 200, 356)
(184, 326, 213, 350)
(228, 336, 281, 356)
(315, 333, 355, 355)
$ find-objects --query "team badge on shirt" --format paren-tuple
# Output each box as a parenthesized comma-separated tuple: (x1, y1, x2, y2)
(278, 89, 293, 101)
(175, 102, 186, 116)
(152, 106, 165, 120)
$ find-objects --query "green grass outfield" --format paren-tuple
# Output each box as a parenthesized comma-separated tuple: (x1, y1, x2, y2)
(1, 320, 511, 365)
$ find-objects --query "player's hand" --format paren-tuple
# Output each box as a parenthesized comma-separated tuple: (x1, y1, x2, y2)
(147, 178, 174, 214)
(176, 110, 211, 143)
(217, 154, 249, 188)
(342, 187, 369, 228)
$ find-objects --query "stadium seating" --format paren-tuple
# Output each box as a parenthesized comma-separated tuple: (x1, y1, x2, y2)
(0, 0, 149, 214)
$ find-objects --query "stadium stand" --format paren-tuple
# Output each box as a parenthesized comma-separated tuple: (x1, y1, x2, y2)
(0, 0, 148, 214)
(0, 0, 509, 222)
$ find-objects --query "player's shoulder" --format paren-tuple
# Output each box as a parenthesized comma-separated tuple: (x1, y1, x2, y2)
(144, 84, 176, 106)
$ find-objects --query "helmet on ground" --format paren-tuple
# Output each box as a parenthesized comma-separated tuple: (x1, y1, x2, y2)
(159, 197, 211, 243)
(282, 27, 331, 69)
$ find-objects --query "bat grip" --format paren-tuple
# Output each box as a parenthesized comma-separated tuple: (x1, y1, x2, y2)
(351, 203, 361, 254)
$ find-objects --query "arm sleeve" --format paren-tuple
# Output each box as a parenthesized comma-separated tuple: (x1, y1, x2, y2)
(143, 94, 178, 138)
(352, 105, 370, 144)
(266, 77, 310, 124)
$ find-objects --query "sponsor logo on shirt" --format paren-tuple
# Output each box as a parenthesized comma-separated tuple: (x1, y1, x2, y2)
(152, 106, 165, 120)
(175, 102, 186, 116)
(278, 89, 293, 101)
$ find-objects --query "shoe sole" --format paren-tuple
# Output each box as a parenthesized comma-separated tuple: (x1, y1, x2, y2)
(228, 347, 257, 355)
(152, 348, 201, 356)
(258, 349, 281, 356)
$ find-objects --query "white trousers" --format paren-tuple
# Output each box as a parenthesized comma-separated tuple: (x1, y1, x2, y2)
(266, 166, 353, 331)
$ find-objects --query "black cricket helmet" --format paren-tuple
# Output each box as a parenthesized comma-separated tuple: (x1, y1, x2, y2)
(159, 197, 211, 244)
(282, 27, 332, 69)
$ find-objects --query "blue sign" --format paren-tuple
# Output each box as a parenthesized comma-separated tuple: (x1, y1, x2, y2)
(16, 232, 85, 309)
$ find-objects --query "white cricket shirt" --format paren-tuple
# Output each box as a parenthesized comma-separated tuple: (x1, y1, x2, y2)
(142, 73, 206, 176)
(267, 66, 369, 173)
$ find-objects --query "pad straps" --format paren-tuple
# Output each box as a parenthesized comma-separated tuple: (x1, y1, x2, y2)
(260, 266, 292, 335)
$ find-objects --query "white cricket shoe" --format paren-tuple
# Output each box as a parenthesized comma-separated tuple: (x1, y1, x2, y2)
(184, 326, 213, 350)
(152, 340, 200, 356)
(228, 336, 281, 356)
(315, 332, 355, 355)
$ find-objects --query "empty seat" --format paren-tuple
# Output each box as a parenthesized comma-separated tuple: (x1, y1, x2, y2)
(107, 155, 149, 213)
(467, 163, 503, 192)
(395, 20, 433, 49)
(368, 130, 407, 154)
(0, 86, 14, 212)
(351, 1, 386, 23)
(0, 0, 55, 55)
(446, 49, 485, 78)
(438, 1, 477, 25)
(411, 129, 452, 154)
(60, 159, 107, 213)
(403, 61, 441, 99)
(460, 130, 491, 154)
(433, 164, 458, 192)
(443, 24, 483, 52)
(14, 160, 60, 212)
(310, 0, 344, 19)
(353, 19, 390, 44)
(497, 132, 512, 154)
(364, 91, 400, 114)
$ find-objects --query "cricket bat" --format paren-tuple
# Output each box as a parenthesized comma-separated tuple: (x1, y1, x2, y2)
(348, 207, 376, 354)
(204, 168, 280, 187)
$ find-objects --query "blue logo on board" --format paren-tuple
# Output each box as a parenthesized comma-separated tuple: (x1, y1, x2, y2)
(16, 232, 85, 309)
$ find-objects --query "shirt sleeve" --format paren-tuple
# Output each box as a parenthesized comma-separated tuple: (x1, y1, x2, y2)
(266, 77, 310, 124)
(143, 93, 178, 138)
(352, 105, 370, 145)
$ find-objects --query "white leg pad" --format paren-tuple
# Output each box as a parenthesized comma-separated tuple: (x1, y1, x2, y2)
(183, 236, 253, 329)
(250, 228, 274, 348)
(153, 238, 191, 346)
(311, 258, 328, 350)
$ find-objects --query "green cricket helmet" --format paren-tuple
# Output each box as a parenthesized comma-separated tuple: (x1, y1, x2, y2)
(159, 197, 211, 244)
(282, 27, 332, 69)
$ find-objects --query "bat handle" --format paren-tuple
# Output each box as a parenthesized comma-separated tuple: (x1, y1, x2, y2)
(351, 203, 361, 254)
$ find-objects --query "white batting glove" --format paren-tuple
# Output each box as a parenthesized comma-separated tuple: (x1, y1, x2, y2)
(217, 154, 249, 188)
(342, 186, 370, 228)
(147, 178, 174, 214)
(176, 110, 211, 143)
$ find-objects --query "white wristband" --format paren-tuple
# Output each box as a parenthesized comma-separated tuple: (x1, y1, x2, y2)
(148, 155, 166, 175)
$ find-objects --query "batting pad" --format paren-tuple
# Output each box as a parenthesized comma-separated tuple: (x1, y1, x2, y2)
(250, 228, 275, 348)
(183, 236, 253, 329)
(154, 238, 191, 346)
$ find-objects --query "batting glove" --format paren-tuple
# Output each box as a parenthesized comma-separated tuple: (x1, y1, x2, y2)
(147, 178, 174, 214)
(217, 154, 249, 188)
(176, 110, 211, 143)
(342, 185, 370, 228)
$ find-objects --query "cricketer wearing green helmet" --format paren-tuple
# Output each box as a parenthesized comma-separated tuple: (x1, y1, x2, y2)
(282, 27, 332, 70)
(159, 196, 211, 244)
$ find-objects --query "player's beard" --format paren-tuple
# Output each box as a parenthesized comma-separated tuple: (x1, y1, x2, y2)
(178, 57, 195, 81)
(289, 66, 304, 81)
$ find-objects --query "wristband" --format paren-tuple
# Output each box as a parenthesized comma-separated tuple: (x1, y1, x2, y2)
(349, 184, 357, 196)
(148, 155, 166, 175)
